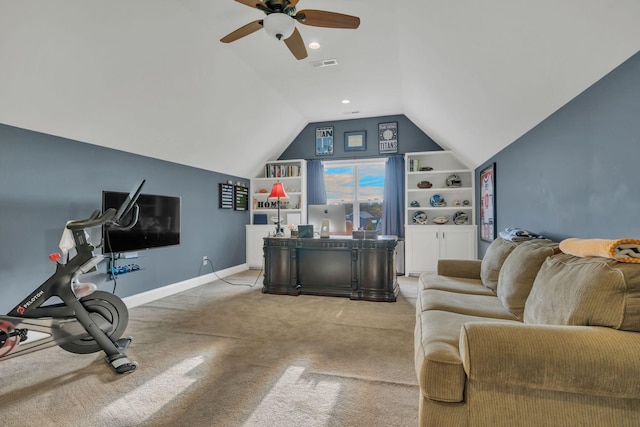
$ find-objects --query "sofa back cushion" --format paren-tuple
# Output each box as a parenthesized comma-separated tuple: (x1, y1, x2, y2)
(480, 237, 519, 291)
(497, 240, 559, 319)
(524, 253, 640, 331)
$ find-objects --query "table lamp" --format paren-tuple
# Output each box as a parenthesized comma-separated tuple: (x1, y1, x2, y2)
(268, 181, 289, 236)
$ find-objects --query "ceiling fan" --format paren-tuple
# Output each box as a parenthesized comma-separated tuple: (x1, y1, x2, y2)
(220, 0, 360, 60)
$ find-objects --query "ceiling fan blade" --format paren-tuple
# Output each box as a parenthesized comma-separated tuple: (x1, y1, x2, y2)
(284, 27, 307, 60)
(220, 20, 264, 43)
(287, 0, 300, 8)
(295, 9, 360, 29)
(234, 0, 268, 10)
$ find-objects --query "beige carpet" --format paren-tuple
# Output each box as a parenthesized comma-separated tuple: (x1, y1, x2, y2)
(1, 271, 419, 427)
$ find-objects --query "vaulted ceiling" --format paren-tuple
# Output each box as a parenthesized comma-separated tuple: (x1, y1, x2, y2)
(0, 1, 638, 178)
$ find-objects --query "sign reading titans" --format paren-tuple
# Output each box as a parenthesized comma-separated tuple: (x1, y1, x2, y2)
(316, 127, 334, 156)
(378, 122, 398, 154)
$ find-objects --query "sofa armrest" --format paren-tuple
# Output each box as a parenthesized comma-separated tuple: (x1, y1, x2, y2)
(459, 322, 640, 398)
(437, 259, 481, 279)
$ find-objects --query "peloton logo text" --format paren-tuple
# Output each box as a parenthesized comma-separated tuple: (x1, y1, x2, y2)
(18, 290, 45, 314)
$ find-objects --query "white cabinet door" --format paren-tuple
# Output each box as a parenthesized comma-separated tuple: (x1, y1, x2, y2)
(439, 226, 477, 260)
(405, 225, 477, 275)
(405, 226, 439, 273)
(246, 225, 273, 268)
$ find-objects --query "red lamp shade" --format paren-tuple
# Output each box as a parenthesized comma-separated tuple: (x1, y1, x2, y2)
(268, 181, 289, 199)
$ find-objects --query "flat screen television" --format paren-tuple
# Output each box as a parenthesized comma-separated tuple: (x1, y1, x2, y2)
(102, 190, 181, 254)
(307, 204, 347, 236)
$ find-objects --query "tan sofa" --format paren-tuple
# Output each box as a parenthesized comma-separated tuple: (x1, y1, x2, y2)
(415, 237, 640, 427)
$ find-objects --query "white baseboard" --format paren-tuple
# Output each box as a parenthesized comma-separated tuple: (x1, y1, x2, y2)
(122, 263, 249, 308)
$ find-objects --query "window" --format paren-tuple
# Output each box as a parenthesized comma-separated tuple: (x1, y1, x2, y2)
(323, 159, 385, 231)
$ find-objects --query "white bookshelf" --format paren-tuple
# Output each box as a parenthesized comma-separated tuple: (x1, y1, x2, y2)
(246, 159, 307, 267)
(404, 151, 477, 274)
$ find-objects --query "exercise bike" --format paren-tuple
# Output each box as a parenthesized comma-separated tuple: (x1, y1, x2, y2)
(0, 180, 145, 374)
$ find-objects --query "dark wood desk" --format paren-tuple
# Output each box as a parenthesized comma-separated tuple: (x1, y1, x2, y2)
(262, 236, 398, 302)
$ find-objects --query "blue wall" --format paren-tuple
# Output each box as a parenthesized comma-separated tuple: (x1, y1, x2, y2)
(476, 51, 640, 257)
(0, 124, 249, 313)
(280, 114, 442, 160)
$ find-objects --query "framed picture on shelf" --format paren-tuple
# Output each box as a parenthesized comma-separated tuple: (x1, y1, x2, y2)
(480, 163, 496, 242)
(316, 126, 334, 156)
(378, 122, 398, 154)
(344, 131, 366, 151)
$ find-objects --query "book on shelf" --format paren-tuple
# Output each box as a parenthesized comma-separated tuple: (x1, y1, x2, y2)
(265, 164, 300, 178)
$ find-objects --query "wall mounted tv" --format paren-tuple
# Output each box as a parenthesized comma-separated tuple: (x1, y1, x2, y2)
(102, 191, 181, 254)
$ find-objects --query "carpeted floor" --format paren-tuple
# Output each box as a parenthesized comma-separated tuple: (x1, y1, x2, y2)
(1, 270, 419, 427)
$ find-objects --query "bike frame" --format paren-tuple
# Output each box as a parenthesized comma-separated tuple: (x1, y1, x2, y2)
(1, 180, 144, 373)
(1, 226, 102, 358)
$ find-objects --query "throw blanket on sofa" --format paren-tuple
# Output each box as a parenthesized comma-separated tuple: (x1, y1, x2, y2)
(559, 238, 640, 263)
(498, 227, 545, 242)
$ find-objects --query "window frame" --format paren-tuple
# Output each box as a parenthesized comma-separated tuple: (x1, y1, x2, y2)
(322, 158, 386, 230)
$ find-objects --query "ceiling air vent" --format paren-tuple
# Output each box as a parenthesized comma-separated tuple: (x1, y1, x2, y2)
(311, 59, 338, 68)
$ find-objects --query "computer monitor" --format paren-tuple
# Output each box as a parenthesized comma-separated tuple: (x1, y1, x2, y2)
(307, 204, 347, 236)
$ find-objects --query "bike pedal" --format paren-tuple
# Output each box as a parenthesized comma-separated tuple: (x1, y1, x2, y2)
(115, 336, 133, 350)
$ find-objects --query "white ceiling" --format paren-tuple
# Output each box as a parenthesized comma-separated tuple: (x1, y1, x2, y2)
(0, 1, 639, 177)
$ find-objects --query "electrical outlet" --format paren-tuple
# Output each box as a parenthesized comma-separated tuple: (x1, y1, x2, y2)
(202, 256, 208, 266)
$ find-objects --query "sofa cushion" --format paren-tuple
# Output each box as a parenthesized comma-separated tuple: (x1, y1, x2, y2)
(524, 253, 640, 331)
(419, 272, 495, 296)
(497, 240, 560, 320)
(480, 237, 519, 291)
(415, 310, 516, 403)
(437, 259, 482, 279)
(419, 289, 518, 320)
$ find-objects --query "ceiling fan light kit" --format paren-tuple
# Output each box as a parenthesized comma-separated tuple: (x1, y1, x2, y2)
(221, 0, 360, 60)
(263, 13, 295, 40)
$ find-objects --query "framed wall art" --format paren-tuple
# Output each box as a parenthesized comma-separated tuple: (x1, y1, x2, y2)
(219, 183, 233, 209)
(480, 163, 496, 242)
(378, 122, 398, 154)
(316, 126, 334, 156)
(234, 184, 248, 211)
(344, 131, 366, 151)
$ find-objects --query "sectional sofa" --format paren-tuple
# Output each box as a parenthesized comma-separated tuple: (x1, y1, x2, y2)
(414, 237, 640, 426)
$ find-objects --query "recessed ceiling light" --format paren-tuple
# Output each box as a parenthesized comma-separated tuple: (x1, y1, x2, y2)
(341, 99, 350, 104)
(308, 42, 320, 50)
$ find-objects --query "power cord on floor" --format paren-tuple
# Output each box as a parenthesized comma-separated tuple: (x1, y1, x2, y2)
(198, 257, 263, 288)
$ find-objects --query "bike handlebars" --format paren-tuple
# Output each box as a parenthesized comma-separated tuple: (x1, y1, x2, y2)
(65, 180, 145, 233)
(66, 209, 117, 231)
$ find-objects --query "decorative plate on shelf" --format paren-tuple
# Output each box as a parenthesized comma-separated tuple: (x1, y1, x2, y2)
(432, 216, 449, 224)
